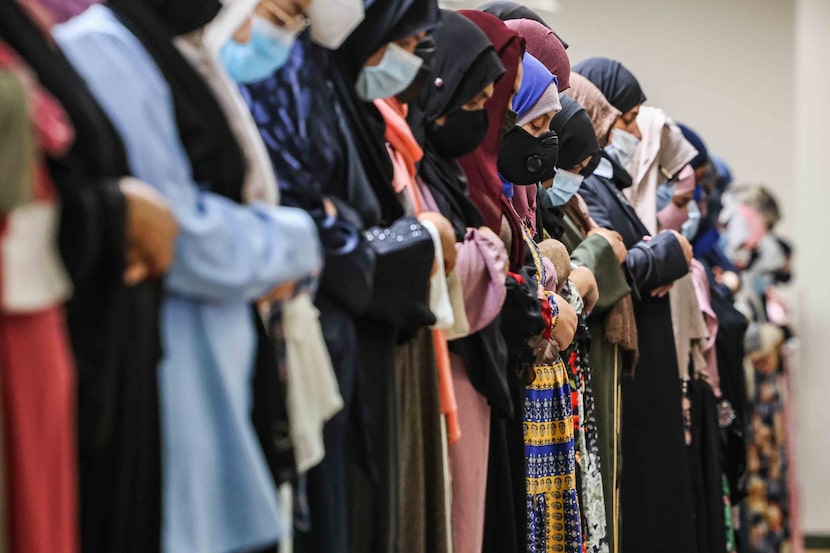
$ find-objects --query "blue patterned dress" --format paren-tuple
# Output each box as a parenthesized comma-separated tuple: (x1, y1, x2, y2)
(522, 229, 583, 553)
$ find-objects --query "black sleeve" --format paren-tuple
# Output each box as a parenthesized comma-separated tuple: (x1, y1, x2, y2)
(56, 167, 126, 290)
(625, 231, 689, 295)
(316, 196, 377, 316)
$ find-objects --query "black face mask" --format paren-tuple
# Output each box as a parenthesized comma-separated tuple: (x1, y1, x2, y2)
(397, 36, 436, 104)
(427, 109, 489, 159)
(498, 127, 559, 185)
(502, 109, 518, 136)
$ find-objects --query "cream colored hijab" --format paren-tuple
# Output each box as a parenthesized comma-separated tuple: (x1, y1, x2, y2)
(625, 105, 697, 234)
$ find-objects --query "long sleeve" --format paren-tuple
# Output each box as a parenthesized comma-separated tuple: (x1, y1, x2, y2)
(579, 176, 688, 297)
(455, 228, 508, 334)
(55, 8, 321, 304)
(578, 177, 616, 231)
(570, 233, 631, 315)
(625, 231, 689, 295)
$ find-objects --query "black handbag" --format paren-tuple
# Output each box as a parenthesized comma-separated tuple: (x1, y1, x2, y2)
(363, 217, 436, 328)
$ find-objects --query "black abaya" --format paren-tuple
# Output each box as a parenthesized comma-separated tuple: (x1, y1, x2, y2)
(0, 5, 162, 551)
(579, 159, 698, 553)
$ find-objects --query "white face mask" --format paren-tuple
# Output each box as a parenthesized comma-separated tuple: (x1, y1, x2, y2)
(307, 0, 365, 49)
(355, 43, 423, 101)
(605, 128, 640, 169)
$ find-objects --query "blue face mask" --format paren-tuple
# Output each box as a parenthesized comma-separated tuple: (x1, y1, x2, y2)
(681, 200, 701, 241)
(656, 181, 677, 211)
(753, 273, 775, 297)
(547, 169, 585, 206)
(605, 128, 640, 168)
(355, 43, 423, 101)
(220, 17, 297, 84)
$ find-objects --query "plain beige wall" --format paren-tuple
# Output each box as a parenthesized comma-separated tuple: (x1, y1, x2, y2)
(446, 0, 797, 230)
(793, 0, 830, 537)
(445, 0, 830, 535)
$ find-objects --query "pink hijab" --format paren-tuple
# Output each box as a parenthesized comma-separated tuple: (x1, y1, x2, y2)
(511, 184, 538, 236)
(564, 72, 621, 147)
(504, 18, 570, 91)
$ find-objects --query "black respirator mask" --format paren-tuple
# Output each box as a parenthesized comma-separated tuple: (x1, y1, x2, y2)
(498, 126, 559, 185)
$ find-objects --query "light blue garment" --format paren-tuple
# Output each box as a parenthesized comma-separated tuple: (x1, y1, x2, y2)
(548, 169, 584, 206)
(355, 42, 423, 101)
(220, 16, 297, 84)
(56, 7, 322, 552)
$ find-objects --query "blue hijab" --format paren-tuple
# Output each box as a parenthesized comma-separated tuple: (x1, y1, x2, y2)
(501, 53, 556, 197)
(513, 53, 557, 119)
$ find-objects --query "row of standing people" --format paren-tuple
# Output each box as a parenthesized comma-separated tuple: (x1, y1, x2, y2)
(0, 0, 795, 552)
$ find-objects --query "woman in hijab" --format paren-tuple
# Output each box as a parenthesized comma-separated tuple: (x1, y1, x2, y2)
(546, 94, 637, 553)
(499, 17, 573, 242)
(636, 113, 732, 553)
(627, 106, 699, 235)
(367, 10, 485, 553)
(323, 6, 445, 553)
(54, 1, 324, 551)
(503, 52, 560, 236)
(564, 72, 621, 148)
(503, 18, 570, 92)
(450, 12, 537, 553)
(400, 11, 508, 553)
(457, 9, 526, 270)
(488, 45, 592, 553)
(657, 164, 731, 553)
(476, 0, 569, 49)
(205, 2, 344, 502)
(573, 56, 699, 553)
(243, 3, 441, 552)
(0, 2, 182, 551)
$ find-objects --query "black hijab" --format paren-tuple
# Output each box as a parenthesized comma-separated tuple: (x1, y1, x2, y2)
(408, 9, 504, 239)
(551, 95, 599, 172)
(572, 56, 646, 114)
(0, 0, 127, 179)
(408, 9, 504, 143)
(108, 0, 247, 203)
(124, 0, 221, 35)
(337, 0, 428, 79)
(476, 0, 568, 49)
(329, 0, 441, 226)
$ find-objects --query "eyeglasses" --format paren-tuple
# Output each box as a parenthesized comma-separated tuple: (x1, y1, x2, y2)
(259, 0, 310, 33)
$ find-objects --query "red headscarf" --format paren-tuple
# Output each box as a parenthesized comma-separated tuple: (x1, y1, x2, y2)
(504, 18, 570, 91)
(457, 9, 526, 269)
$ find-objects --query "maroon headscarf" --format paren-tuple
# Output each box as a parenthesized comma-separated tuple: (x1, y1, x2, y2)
(457, 9, 526, 270)
(23, 0, 99, 24)
(504, 18, 570, 91)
